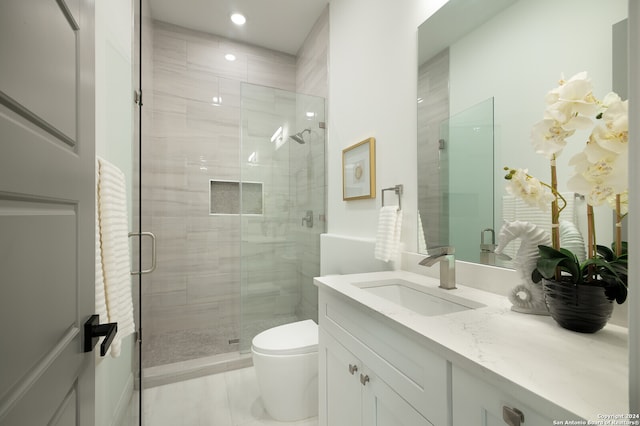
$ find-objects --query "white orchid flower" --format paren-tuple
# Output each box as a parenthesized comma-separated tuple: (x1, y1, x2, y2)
(581, 136, 617, 163)
(608, 190, 628, 215)
(544, 72, 598, 125)
(531, 119, 575, 159)
(567, 153, 627, 202)
(600, 92, 622, 111)
(567, 173, 615, 206)
(590, 99, 629, 155)
(504, 168, 556, 211)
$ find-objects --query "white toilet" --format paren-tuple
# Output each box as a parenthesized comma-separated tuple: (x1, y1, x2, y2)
(251, 319, 319, 422)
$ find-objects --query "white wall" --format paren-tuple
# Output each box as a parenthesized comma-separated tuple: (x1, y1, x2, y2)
(328, 0, 447, 254)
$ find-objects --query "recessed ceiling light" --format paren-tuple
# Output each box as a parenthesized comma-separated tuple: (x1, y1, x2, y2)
(225, 53, 236, 62)
(231, 13, 246, 26)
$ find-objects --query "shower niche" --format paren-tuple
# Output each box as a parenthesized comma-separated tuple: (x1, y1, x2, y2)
(209, 180, 263, 215)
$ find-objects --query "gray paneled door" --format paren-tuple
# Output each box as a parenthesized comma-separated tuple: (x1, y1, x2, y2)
(0, 0, 96, 425)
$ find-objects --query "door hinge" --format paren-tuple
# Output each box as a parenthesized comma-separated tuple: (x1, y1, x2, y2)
(134, 90, 143, 106)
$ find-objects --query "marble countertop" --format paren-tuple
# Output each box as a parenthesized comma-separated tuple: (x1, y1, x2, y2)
(314, 270, 629, 421)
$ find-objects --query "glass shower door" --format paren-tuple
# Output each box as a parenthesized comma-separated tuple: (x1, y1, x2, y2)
(239, 83, 326, 352)
(442, 97, 495, 264)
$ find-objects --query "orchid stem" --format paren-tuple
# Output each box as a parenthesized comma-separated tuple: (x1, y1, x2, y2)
(550, 159, 560, 250)
(616, 194, 622, 256)
(550, 158, 561, 281)
(587, 204, 596, 281)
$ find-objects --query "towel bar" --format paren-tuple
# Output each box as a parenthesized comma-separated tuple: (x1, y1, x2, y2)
(381, 185, 403, 210)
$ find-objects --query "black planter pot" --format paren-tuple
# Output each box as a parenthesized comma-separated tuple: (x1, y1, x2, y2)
(542, 279, 614, 333)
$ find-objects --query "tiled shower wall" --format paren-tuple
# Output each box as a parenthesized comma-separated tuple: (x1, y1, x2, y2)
(142, 7, 328, 367)
(417, 49, 449, 250)
(293, 6, 329, 326)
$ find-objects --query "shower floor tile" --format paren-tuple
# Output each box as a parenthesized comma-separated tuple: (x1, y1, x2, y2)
(143, 328, 238, 368)
(143, 366, 318, 426)
(143, 315, 302, 368)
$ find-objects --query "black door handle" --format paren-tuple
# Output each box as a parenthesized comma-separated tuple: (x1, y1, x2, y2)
(83, 314, 118, 356)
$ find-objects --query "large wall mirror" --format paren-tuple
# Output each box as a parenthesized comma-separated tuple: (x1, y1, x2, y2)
(417, 0, 628, 268)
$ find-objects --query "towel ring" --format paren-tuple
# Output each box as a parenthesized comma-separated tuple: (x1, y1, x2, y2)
(381, 185, 403, 210)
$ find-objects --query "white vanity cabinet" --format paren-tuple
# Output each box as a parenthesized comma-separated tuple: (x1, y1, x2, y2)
(318, 290, 449, 426)
(315, 271, 628, 424)
(452, 366, 564, 426)
(321, 329, 433, 426)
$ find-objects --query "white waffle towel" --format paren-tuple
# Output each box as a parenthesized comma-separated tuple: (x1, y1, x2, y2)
(501, 193, 576, 260)
(95, 162, 108, 330)
(374, 206, 403, 262)
(97, 157, 135, 357)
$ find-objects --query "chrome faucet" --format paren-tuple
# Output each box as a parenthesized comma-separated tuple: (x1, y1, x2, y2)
(419, 246, 456, 290)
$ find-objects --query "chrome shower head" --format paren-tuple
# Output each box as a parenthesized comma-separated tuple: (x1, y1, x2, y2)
(289, 128, 311, 144)
(290, 134, 305, 144)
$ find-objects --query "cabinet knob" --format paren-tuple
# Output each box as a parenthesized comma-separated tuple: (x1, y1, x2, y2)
(502, 406, 524, 426)
(348, 364, 358, 375)
(360, 374, 370, 386)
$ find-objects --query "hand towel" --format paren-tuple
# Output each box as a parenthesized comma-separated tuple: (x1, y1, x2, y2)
(374, 206, 403, 262)
(501, 192, 576, 260)
(97, 156, 135, 357)
(95, 161, 108, 330)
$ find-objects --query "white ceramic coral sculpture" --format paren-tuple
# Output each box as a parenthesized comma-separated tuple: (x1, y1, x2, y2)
(495, 220, 551, 315)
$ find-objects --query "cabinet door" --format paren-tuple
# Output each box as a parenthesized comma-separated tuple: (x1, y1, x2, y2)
(363, 372, 434, 426)
(320, 329, 363, 426)
(453, 367, 554, 426)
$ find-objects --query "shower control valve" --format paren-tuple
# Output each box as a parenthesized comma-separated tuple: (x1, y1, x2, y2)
(301, 210, 313, 228)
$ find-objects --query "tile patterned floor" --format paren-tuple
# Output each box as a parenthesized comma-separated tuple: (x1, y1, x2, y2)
(142, 366, 318, 426)
(143, 328, 238, 368)
(143, 315, 299, 368)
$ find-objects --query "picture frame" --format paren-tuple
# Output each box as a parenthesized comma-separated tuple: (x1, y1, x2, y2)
(342, 137, 376, 200)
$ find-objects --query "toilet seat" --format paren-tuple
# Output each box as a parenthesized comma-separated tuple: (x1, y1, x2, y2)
(252, 319, 318, 356)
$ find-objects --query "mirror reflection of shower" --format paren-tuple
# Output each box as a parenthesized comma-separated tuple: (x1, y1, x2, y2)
(289, 128, 311, 144)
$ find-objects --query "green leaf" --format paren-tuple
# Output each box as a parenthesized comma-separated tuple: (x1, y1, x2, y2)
(559, 247, 579, 263)
(611, 241, 628, 255)
(616, 284, 628, 304)
(596, 245, 615, 261)
(536, 256, 580, 283)
(537, 245, 569, 259)
(582, 258, 627, 288)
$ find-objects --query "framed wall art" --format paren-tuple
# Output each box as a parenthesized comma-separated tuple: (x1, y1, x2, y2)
(342, 137, 376, 200)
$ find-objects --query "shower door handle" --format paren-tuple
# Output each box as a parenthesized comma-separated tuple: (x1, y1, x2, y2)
(129, 231, 157, 275)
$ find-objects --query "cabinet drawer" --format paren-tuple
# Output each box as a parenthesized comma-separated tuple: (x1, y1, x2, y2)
(452, 366, 567, 425)
(320, 291, 449, 426)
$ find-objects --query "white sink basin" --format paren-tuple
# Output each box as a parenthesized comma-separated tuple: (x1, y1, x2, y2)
(352, 279, 485, 316)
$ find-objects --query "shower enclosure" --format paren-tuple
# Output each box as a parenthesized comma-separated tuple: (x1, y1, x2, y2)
(128, 9, 329, 424)
(138, 80, 326, 380)
(238, 84, 326, 352)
